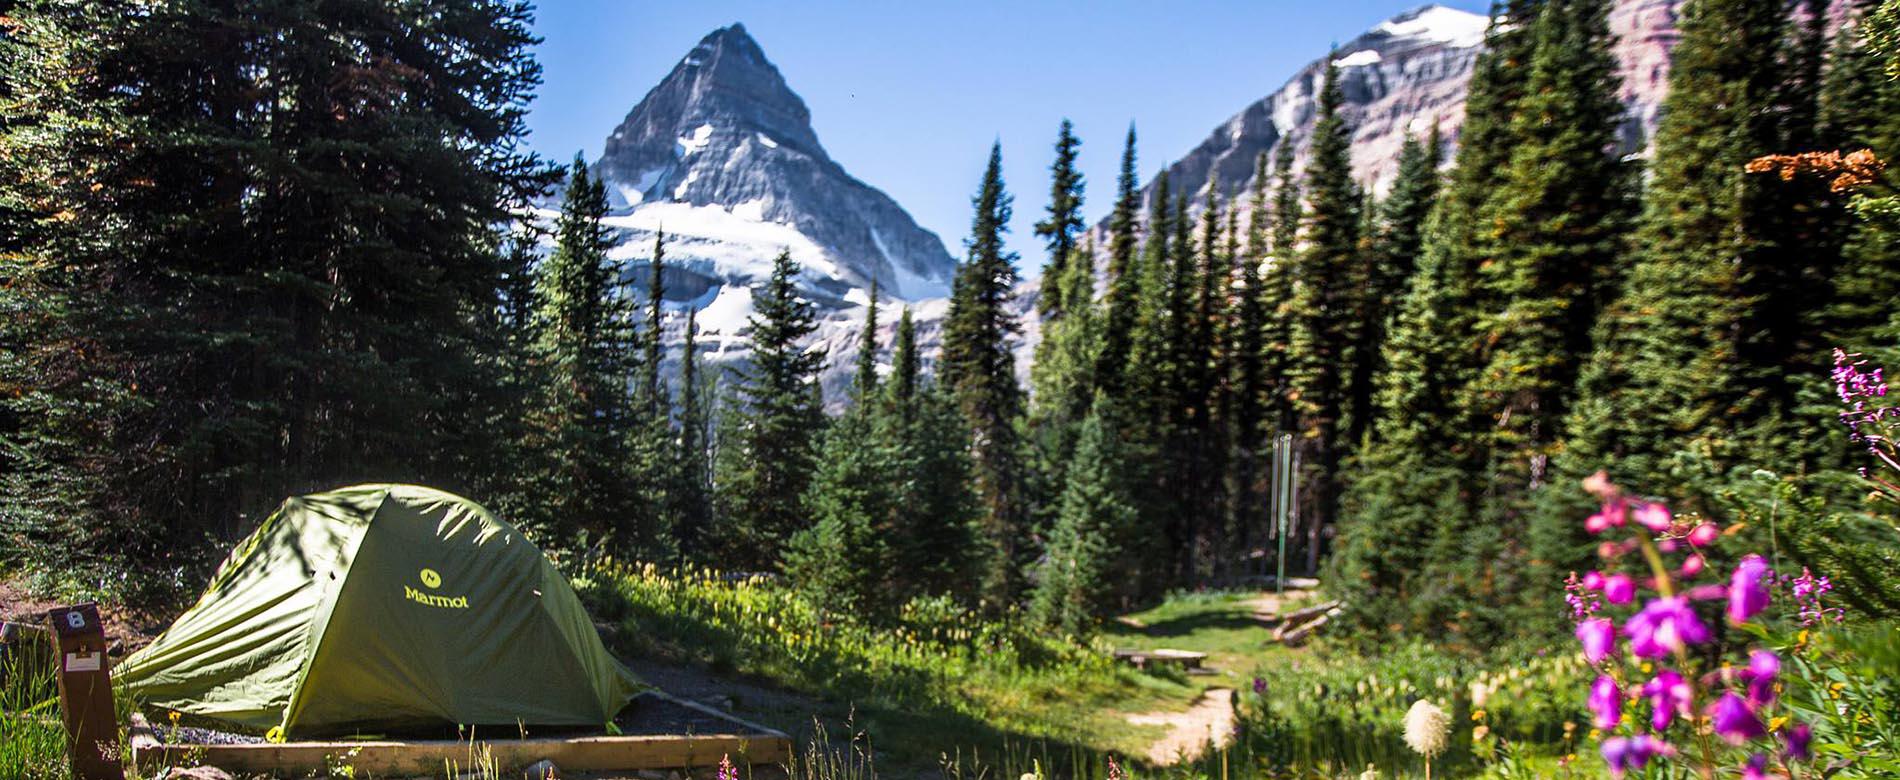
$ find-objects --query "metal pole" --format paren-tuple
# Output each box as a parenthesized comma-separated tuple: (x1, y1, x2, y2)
(1274, 434, 1291, 594)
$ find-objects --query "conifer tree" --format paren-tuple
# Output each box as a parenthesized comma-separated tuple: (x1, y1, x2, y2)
(1028, 240, 1101, 498)
(1467, 0, 1634, 631)
(0, 0, 548, 579)
(640, 231, 668, 415)
(524, 157, 641, 549)
(785, 405, 895, 617)
(1029, 407, 1139, 637)
(890, 306, 920, 415)
(672, 308, 713, 563)
(713, 250, 826, 570)
(1097, 125, 1143, 398)
(1261, 144, 1303, 436)
(942, 142, 1030, 607)
(855, 279, 881, 399)
(1035, 119, 1086, 319)
(1287, 60, 1362, 542)
(1565, 0, 1797, 495)
(1822, 2, 1900, 378)
(1344, 128, 1442, 445)
(886, 307, 981, 604)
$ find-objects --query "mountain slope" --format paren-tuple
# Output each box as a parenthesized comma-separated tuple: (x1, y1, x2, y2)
(1086, 1, 1685, 248)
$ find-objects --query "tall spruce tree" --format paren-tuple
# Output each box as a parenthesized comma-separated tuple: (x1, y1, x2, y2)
(1334, 2, 1543, 633)
(942, 142, 1030, 608)
(713, 250, 826, 570)
(672, 308, 714, 563)
(0, 0, 548, 582)
(1287, 60, 1362, 550)
(1261, 143, 1303, 436)
(1035, 119, 1086, 319)
(1029, 406, 1139, 636)
(1565, 0, 1798, 497)
(1461, 0, 1635, 624)
(1344, 128, 1442, 446)
(1097, 125, 1143, 398)
(524, 157, 643, 550)
(1028, 240, 1101, 500)
(855, 278, 882, 399)
(886, 307, 982, 604)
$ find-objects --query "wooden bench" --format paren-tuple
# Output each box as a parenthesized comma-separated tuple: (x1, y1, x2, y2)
(1113, 648, 1210, 673)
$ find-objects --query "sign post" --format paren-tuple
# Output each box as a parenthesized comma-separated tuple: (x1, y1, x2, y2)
(45, 603, 125, 780)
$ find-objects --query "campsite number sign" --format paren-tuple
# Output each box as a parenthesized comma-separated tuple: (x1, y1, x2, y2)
(46, 603, 126, 780)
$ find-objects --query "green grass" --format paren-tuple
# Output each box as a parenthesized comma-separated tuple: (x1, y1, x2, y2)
(577, 562, 1216, 771)
(1, 639, 71, 780)
(1102, 590, 1313, 691)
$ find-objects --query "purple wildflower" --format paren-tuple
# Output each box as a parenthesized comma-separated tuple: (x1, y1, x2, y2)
(1107, 755, 1124, 780)
(1789, 568, 1845, 626)
(1589, 674, 1622, 730)
(1587, 499, 1628, 534)
(1252, 676, 1267, 696)
(1783, 721, 1812, 762)
(1710, 692, 1766, 745)
(1640, 670, 1693, 732)
(1600, 735, 1670, 779)
(718, 754, 739, 780)
(1745, 650, 1780, 706)
(1626, 596, 1711, 658)
(1742, 753, 1770, 780)
(1729, 555, 1772, 624)
(1577, 618, 1617, 664)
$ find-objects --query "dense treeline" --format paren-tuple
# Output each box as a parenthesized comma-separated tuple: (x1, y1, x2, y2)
(4, 0, 1895, 640)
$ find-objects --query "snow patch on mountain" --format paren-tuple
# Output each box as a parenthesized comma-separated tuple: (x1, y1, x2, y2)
(1378, 5, 1489, 47)
(1334, 49, 1383, 67)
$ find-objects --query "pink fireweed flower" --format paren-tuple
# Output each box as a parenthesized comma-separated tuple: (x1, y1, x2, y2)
(1603, 573, 1636, 605)
(1728, 555, 1772, 624)
(1641, 670, 1693, 732)
(1782, 721, 1812, 761)
(1633, 502, 1673, 532)
(1600, 735, 1671, 779)
(1583, 570, 1606, 591)
(1680, 553, 1706, 578)
(1688, 523, 1720, 548)
(1577, 618, 1617, 664)
(1107, 755, 1124, 780)
(1710, 692, 1766, 745)
(1626, 596, 1711, 658)
(718, 755, 739, 780)
(1745, 650, 1780, 706)
(1587, 499, 1629, 534)
(1589, 674, 1622, 730)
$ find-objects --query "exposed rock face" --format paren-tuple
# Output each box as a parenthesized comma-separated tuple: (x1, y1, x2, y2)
(1084, 1, 1688, 250)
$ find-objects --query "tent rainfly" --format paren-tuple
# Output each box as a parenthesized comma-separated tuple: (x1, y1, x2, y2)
(116, 484, 641, 737)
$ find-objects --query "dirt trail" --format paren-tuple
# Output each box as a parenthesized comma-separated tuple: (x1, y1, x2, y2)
(1124, 687, 1235, 765)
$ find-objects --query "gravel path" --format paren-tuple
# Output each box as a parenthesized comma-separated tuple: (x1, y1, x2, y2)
(1124, 687, 1235, 766)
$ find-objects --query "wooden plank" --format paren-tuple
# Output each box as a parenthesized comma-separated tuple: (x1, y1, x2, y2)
(128, 712, 791, 776)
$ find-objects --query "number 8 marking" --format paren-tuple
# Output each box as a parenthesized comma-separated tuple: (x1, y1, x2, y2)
(65, 612, 85, 629)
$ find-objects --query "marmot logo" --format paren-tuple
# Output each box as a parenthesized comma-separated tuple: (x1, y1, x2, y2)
(404, 586, 470, 609)
(419, 568, 442, 589)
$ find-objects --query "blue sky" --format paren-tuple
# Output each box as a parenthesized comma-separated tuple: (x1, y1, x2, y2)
(525, 1, 1486, 279)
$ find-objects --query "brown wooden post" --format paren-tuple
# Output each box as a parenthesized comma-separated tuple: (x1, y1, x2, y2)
(46, 603, 126, 780)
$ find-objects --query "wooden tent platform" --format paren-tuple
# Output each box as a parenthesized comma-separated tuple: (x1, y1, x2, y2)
(127, 692, 791, 777)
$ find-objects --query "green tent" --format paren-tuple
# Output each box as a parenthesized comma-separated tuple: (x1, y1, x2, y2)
(116, 484, 641, 737)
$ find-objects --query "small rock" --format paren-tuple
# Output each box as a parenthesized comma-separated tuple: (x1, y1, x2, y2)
(159, 767, 234, 780)
(522, 759, 561, 780)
